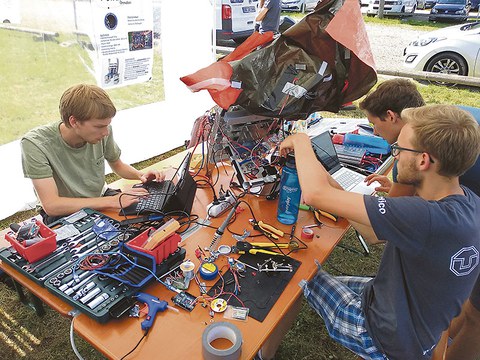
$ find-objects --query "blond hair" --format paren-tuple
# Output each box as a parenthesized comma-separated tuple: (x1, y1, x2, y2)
(401, 105, 480, 177)
(59, 84, 116, 126)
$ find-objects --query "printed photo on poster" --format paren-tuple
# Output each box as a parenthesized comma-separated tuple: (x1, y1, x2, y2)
(128, 30, 153, 51)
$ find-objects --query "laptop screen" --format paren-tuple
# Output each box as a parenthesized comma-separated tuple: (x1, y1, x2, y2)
(311, 131, 342, 173)
(172, 151, 192, 189)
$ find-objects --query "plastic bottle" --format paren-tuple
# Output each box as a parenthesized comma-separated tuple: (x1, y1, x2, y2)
(277, 154, 302, 225)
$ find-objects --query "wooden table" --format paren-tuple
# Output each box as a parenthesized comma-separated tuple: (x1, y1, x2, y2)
(0, 152, 350, 359)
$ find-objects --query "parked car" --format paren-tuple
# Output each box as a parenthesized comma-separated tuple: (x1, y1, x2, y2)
(429, 0, 471, 22)
(403, 22, 480, 81)
(425, 0, 438, 7)
(281, 0, 318, 12)
(366, 0, 418, 16)
(216, 0, 258, 44)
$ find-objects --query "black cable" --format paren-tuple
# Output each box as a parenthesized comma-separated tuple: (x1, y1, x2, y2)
(324, 258, 377, 278)
(120, 330, 149, 360)
(195, 178, 218, 203)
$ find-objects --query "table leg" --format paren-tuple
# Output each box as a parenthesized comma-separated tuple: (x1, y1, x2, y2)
(11, 278, 46, 316)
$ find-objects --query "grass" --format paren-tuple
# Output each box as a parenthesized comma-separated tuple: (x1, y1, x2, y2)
(0, 29, 164, 145)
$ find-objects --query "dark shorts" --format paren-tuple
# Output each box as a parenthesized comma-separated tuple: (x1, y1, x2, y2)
(470, 274, 480, 311)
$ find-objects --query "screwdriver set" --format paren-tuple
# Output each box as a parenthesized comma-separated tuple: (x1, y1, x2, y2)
(0, 208, 186, 323)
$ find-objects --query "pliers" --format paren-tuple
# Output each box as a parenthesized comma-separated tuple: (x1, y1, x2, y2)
(299, 204, 339, 222)
(249, 220, 284, 240)
(231, 241, 298, 256)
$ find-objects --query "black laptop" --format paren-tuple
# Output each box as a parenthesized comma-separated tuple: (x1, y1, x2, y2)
(119, 152, 197, 216)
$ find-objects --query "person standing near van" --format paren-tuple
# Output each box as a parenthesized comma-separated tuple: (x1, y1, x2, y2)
(256, 0, 281, 34)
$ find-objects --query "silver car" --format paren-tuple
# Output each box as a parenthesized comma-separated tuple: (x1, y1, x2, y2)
(403, 22, 480, 79)
(281, 0, 319, 12)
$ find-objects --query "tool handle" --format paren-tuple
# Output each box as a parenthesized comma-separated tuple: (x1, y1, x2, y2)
(258, 221, 284, 237)
(316, 210, 338, 222)
(137, 292, 168, 331)
(144, 219, 180, 250)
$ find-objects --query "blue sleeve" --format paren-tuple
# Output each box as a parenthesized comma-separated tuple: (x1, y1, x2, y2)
(364, 195, 433, 255)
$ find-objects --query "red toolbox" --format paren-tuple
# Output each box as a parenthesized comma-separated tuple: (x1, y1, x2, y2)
(5, 220, 57, 263)
(127, 227, 181, 264)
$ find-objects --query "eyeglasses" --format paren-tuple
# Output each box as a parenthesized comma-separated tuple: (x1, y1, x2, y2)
(391, 142, 435, 163)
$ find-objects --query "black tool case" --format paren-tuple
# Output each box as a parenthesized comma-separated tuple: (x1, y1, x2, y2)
(0, 208, 185, 323)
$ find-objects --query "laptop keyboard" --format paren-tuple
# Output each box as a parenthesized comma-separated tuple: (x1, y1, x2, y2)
(335, 170, 364, 190)
(133, 181, 174, 214)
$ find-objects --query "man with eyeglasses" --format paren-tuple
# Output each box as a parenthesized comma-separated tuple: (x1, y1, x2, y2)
(359, 79, 480, 197)
(359, 80, 480, 360)
(278, 105, 480, 360)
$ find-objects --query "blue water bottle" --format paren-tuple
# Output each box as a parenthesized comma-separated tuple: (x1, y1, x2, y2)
(277, 154, 302, 225)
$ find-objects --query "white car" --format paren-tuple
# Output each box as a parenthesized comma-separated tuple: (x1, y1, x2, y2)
(403, 22, 480, 79)
(216, 0, 258, 44)
(366, 0, 418, 16)
(281, 0, 318, 12)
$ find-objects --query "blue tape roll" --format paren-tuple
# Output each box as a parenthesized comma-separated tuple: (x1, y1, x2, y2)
(199, 262, 219, 280)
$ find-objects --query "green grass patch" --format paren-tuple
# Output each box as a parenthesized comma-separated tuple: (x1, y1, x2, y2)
(0, 28, 164, 145)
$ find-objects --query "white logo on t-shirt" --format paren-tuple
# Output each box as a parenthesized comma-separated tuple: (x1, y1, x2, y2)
(450, 246, 479, 276)
(377, 197, 387, 215)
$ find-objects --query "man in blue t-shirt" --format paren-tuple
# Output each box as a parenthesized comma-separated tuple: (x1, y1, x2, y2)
(256, 0, 281, 34)
(279, 105, 480, 359)
(360, 81, 480, 359)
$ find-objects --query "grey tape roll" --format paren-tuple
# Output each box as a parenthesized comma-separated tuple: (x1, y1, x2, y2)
(202, 322, 242, 360)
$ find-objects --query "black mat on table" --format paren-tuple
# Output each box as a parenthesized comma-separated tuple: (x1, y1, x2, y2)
(207, 253, 301, 322)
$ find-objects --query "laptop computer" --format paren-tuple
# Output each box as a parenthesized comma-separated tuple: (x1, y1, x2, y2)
(311, 131, 378, 195)
(119, 152, 197, 216)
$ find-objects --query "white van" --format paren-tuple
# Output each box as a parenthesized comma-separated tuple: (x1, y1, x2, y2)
(0, 0, 21, 24)
(216, 0, 259, 44)
(366, 0, 418, 15)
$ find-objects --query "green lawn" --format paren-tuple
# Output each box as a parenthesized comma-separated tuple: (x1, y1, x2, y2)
(0, 28, 164, 145)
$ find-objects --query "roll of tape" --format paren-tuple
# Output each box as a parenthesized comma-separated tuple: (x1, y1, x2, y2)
(202, 322, 242, 360)
(200, 262, 219, 280)
(301, 228, 314, 240)
(180, 260, 195, 281)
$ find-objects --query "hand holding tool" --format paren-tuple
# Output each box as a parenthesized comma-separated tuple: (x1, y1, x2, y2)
(136, 292, 175, 331)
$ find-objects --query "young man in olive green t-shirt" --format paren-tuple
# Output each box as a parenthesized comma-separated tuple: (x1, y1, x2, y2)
(21, 84, 163, 224)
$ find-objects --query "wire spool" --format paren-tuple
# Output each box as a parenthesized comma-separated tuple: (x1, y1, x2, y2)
(202, 322, 242, 360)
(200, 262, 219, 280)
(210, 298, 228, 313)
(180, 260, 195, 281)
